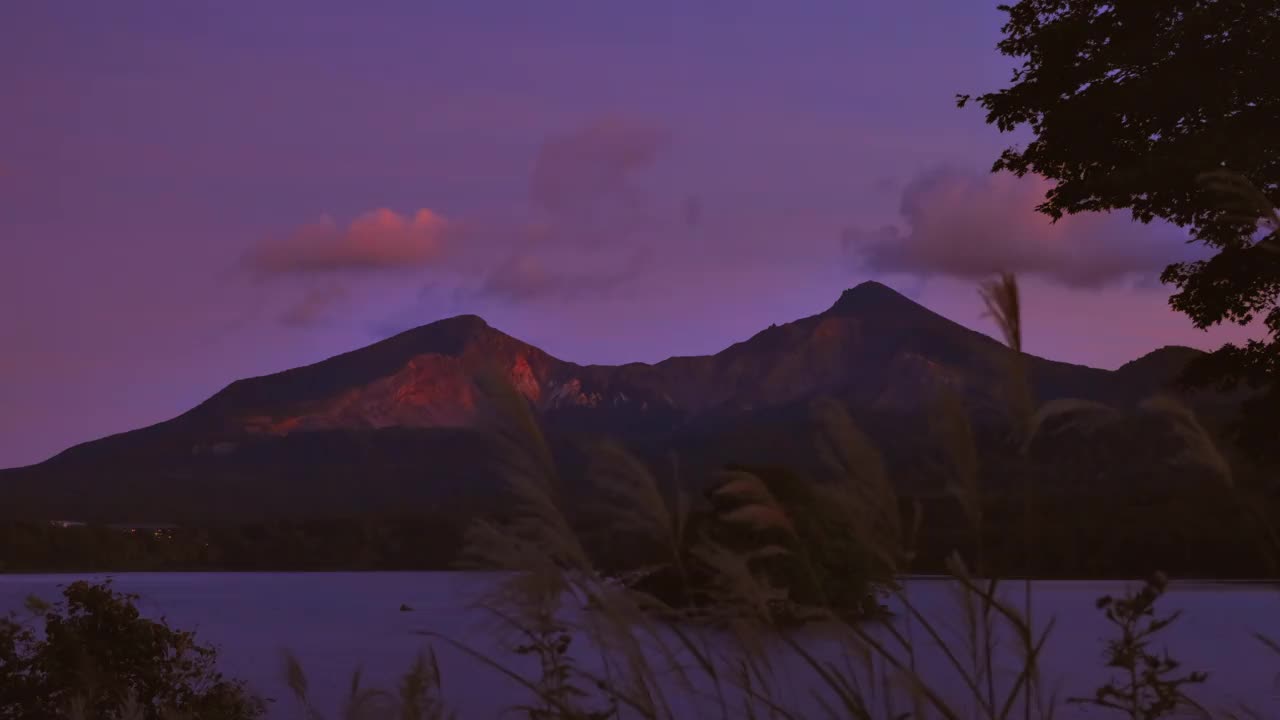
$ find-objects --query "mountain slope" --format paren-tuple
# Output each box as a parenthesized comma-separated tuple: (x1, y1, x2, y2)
(0, 282, 1211, 523)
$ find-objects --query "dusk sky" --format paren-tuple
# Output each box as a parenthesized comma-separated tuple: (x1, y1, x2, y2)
(0, 1, 1265, 469)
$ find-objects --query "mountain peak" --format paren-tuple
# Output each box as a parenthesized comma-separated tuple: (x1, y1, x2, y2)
(1115, 345, 1203, 381)
(379, 313, 497, 353)
(826, 281, 917, 315)
(440, 313, 489, 327)
(407, 313, 489, 335)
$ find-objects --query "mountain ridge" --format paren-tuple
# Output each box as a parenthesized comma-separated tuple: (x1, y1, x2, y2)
(16, 281, 1199, 471)
(0, 281, 1219, 523)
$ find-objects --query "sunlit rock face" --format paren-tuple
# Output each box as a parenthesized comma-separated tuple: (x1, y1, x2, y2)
(241, 355, 484, 434)
(235, 326, 563, 435)
(543, 377, 601, 409)
(509, 354, 542, 404)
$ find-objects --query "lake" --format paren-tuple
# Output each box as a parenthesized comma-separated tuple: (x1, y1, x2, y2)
(2, 573, 1277, 718)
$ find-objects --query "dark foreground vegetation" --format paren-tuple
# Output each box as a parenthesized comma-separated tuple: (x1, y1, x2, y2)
(0, 581, 264, 719)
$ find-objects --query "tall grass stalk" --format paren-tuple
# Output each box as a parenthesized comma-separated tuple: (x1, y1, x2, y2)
(979, 271, 1038, 720)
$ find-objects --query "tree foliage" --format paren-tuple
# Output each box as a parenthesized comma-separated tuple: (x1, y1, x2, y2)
(0, 581, 263, 719)
(958, 0, 1280, 461)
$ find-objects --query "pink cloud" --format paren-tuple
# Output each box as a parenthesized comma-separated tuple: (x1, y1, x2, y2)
(842, 166, 1206, 288)
(247, 208, 449, 274)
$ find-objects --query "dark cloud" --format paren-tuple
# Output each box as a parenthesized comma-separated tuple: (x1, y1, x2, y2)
(842, 166, 1205, 288)
(245, 208, 449, 275)
(461, 249, 652, 304)
(529, 117, 672, 246)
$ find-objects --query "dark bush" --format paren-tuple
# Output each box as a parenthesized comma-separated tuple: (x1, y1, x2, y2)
(0, 581, 263, 720)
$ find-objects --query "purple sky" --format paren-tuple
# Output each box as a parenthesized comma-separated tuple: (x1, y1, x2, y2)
(0, 1, 1263, 468)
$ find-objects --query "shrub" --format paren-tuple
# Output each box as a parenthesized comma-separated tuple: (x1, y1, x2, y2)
(0, 580, 263, 720)
(1070, 573, 1209, 720)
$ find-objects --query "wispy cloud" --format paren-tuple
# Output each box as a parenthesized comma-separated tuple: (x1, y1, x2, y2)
(460, 248, 652, 304)
(279, 283, 350, 327)
(529, 116, 672, 246)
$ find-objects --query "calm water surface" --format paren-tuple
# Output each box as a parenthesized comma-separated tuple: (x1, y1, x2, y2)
(2, 573, 1277, 718)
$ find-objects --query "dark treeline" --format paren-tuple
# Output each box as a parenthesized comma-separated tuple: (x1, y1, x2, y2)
(0, 512, 469, 573)
(909, 488, 1280, 580)
(6, 482, 1275, 580)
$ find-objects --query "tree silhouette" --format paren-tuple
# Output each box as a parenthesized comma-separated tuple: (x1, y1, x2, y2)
(958, 0, 1280, 462)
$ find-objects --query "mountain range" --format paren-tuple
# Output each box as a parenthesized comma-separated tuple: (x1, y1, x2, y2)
(0, 281, 1221, 525)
